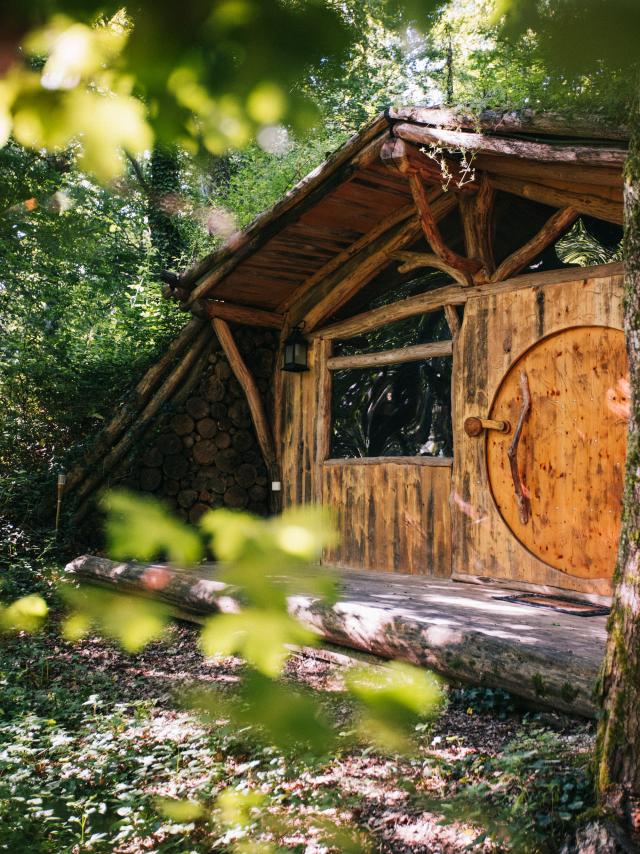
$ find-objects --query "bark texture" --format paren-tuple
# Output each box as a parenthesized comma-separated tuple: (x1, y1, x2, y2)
(596, 115, 640, 839)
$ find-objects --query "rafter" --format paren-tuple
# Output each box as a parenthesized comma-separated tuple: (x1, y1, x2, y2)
(408, 172, 482, 283)
(193, 299, 284, 329)
(491, 206, 579, 282)
(393, 122, 627, 168)
(489, 174, 622, 225)
(391, 251, 470, 286)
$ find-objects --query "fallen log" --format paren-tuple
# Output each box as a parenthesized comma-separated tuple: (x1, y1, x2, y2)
(67, 556, 605, 718)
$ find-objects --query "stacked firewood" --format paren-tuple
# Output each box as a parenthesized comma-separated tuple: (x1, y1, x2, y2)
(67, 320, 276, 525)
(130, 327, 276, 520)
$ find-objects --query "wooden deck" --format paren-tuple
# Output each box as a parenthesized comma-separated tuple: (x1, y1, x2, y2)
(68, 556, 608, 718)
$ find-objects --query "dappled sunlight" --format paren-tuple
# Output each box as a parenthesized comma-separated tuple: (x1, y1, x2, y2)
(421, 594, 542, 616)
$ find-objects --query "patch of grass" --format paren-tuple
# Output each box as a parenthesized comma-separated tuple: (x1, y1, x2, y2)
(0, 614, 595, 852)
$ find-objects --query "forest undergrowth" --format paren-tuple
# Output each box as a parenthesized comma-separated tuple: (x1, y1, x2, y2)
(0, 609, 595, 854)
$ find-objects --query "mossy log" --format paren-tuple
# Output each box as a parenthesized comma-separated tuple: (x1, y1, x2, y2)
(67, 556, 605, 718)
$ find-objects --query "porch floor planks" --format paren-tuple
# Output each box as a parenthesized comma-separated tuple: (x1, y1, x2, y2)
(67, 555, 606, 718)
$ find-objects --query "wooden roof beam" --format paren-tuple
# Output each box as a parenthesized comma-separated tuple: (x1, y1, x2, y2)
(491, 206, 579, 283)
(393, 122, 627, 168)
(310, 260, 623, 341)
(391, 251, 470, 286)
(490, 174, 623, 225)
(293, 191, 457, 331)
(386, 106, 629, 142)
(278, 202, 416, 314)
(381, 137, 482, 284)
(181, 127, 391, 305)
(380, 135, 478, 191)
(193, 299, 284, 329)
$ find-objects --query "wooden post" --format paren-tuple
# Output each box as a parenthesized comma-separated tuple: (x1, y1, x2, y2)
(211, 318, 280, 512)
(473, 174, 496, 278)
(314, 339, 332, 505)
(444, 304, 461, 341)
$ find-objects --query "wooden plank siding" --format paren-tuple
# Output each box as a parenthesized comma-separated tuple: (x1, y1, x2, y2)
(278, 339, 453, 576)
(452, 265, 624, 597)
(277, 262, 625, 591)
(321, 461, 452, 575)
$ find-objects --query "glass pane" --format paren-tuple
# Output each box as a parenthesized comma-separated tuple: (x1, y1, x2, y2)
(333, 309, 451, 357)
(334, 266, 451, 322)
(330, 357, 453, 459)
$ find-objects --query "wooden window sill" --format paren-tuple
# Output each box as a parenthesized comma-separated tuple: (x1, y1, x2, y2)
(323, 456, 453, 467)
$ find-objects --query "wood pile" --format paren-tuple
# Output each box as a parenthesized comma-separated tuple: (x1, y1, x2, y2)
(67, 320, 277, 525)
(127, 326, 277, 520)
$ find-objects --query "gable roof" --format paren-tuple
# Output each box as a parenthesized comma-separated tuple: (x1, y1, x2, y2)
(176, 106, 627, 326)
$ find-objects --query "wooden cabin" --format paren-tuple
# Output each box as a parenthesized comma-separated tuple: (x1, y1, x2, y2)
(73, 107, 629, 603)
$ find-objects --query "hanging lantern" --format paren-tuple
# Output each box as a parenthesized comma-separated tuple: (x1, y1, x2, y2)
(282, 326, 309, 372)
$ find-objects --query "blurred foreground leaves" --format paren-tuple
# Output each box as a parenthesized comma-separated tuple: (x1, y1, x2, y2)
(1, 1, 354, 179)
(6, 490, 444, 850)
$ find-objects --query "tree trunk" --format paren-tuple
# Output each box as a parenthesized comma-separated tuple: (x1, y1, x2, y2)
(595, 112, 640, 841)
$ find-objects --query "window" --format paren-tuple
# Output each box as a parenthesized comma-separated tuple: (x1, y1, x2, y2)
(329, 309, 454, 460)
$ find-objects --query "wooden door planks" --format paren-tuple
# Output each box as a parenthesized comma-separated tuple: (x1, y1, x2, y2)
(486, 326, 628, 579)
(452, 268, 624, 596)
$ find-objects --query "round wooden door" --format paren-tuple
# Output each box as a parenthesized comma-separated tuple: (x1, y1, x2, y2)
(486, 326, 629, 579)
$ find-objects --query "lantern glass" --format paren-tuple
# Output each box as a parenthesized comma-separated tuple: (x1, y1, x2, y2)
(282, 328, 308, 372)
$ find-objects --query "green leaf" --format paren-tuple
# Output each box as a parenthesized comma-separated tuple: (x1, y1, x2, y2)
(199, 609, 315, 676)
(346, 661, 444, 751)
(103, 489, 203, 565)
(0, 594, 48, 632)
(191, 670, 336, 754)
(155, 797, 204, 822)
(60, 585, 170, 652)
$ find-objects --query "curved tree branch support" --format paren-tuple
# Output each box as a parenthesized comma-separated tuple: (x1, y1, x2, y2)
(211, 318, 280, 512)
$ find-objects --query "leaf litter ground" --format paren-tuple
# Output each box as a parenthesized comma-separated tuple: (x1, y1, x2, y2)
(0, 622, 595, 853)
